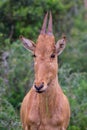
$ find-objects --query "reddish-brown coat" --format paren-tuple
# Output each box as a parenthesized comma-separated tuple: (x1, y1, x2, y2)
(20, 13, 70, 130)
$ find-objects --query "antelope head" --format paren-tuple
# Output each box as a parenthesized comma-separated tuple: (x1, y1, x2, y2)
(20, 12, 66, 93)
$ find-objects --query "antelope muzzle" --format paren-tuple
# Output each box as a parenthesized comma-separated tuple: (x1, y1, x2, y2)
(34, 82, 45, 93)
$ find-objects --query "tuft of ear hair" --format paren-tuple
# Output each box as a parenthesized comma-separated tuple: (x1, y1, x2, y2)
(56, 35, 66, 55)
(19, 35, 36, 52)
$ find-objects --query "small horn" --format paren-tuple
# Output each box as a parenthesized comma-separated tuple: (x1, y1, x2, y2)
(40, 12, 48, 34)
(47, 11, 53, 35)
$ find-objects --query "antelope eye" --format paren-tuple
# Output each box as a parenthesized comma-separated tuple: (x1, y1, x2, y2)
(32, 54, 36, 58)
(50, 54, 55, 58)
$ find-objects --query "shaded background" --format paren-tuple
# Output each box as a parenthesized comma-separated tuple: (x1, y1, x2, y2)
(0, 0, 87, 130)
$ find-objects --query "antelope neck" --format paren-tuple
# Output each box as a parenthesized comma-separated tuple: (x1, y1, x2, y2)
(39, 75, 62, 98)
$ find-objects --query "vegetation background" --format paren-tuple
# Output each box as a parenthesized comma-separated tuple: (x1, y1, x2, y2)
(0, 0, 87, 130)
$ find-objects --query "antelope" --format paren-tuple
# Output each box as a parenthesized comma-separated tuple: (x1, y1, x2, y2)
(20, 12, 70, 130)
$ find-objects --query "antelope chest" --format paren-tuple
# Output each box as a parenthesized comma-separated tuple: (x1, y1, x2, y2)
(28, 93, 63, 130)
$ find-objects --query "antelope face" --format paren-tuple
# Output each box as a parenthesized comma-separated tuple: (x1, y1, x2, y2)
(33, 35, 58, 93)
(20, 12, 66, 93)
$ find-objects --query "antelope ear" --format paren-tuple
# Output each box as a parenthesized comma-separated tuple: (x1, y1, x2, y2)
(19, 35, 36, 52)
(56, 36, 66, 55)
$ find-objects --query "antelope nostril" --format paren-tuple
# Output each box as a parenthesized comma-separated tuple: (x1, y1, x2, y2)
(34, 83, 44, 91)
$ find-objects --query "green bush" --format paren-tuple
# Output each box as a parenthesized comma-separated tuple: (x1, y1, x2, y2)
(59, 64, 87, 130)
(0, 98, 21, 130)
(7, 40, 34, 108)
(0, 77, 21, 130)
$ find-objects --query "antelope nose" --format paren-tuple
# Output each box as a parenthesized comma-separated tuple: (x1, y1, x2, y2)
(34, 82, 44, 91)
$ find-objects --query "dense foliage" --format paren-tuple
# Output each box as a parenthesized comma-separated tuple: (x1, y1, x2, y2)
(0, 0, 87, 130)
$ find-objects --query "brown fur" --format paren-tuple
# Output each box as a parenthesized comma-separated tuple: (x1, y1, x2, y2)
(20, 13, 70, 130)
